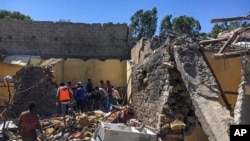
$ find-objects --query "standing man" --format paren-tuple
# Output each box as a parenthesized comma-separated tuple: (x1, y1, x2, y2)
(112, 86, 122, 105)
(98, 87, 108, 112)
(106, 80, 114, 112)
(86, 79, 93, 110)
(86, 79, 93, 93)
(92, 86, 102, 110)
(56, 82, 74, 124)
(18, 102, 43, 141)
(75, 82, 87, 113)
(100, 80, 108, 92)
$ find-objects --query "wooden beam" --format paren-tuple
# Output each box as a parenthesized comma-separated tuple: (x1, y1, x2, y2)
(218, 27, 250, 54)
(212, 50, 250, 59)
(199, 37, 228, 44)
(211, 16, 250, 23)
(218, 34, 237, 54)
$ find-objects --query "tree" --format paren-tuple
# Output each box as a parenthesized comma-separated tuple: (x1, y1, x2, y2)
(159, 14, 173, 36)
(0, 10, 32, 21)
(210, 23, 225, 38)
(172, 15, 201, 37)
(130, 7, 158, 43)
(159, 15, 201, 37)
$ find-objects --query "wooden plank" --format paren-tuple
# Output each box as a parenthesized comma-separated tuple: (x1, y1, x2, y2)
(212, 50, 250, 59)
(211, 16, 250, 23)
(218, 35, 236, 54)
(218, 27, 250, 54)
(199, 37, 228, 44)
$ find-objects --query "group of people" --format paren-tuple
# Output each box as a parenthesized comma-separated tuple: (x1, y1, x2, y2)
(56, 79, 122, 123)
(15, 79, 122, 141)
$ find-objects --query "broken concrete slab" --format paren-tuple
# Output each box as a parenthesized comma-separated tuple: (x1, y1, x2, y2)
(173, 42, 233, 141)
(234, 56, 250, 124)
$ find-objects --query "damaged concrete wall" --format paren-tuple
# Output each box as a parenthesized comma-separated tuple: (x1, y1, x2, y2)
(11, 65, 58, 116)
(172, 36, 233, 141)
(0, 19, 131, 60)
(234, 56, 250, 124)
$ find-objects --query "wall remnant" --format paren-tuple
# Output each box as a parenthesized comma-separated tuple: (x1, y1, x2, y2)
(0, 19, 131, 60)
(131, 35, 234, 141)
(234, 56, 250, 124)
(11, 65, 58, 116)
(131, 37, 198, 140)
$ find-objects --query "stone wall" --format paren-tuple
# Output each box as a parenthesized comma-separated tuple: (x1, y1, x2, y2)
(11, 65, 58, 117)
(131, 40, 196, 140)
(0, 19, 131, 60)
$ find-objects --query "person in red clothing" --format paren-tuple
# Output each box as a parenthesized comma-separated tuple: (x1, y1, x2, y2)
(18, 102, 43, 141)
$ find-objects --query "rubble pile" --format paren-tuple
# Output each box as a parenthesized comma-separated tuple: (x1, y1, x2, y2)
(41, 111, 103, 141)
(1, 110, 104, 141)
(0, 105, 149, 141)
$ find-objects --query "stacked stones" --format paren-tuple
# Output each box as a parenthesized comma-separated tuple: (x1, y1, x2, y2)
(11, 65, 58, 116)
(132, 47, 170, 129)
(159, 67, 196, 140)
(131, 37, 197, 140)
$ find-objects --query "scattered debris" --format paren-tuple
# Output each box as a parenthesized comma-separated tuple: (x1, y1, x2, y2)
(0, 105, 156, 141)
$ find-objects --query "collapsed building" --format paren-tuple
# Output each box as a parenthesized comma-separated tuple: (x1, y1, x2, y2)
(0, 18, 250, 140)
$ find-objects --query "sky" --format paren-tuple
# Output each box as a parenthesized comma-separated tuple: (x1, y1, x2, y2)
(0, 0, 249, 34)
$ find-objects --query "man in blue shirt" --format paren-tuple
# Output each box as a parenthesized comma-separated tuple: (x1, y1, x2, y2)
(75, 83, 87, 113)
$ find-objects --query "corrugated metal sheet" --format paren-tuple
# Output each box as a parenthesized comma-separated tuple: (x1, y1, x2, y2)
(3, 55, 41, 66)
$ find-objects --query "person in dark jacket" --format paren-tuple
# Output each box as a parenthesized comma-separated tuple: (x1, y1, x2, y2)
(86, 78, 93, 93)
(92, 86, 102, 110)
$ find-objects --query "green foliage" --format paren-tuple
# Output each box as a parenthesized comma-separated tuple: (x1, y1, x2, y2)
(199, 32, 209, 39)
(210, 24, 224, 38)
(159, 15, 201, 37)
(159, 14, 173, 36)
(0, 10, 32, 21)
(172, 15, 201, 37)
(130, 7, 158, 42)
